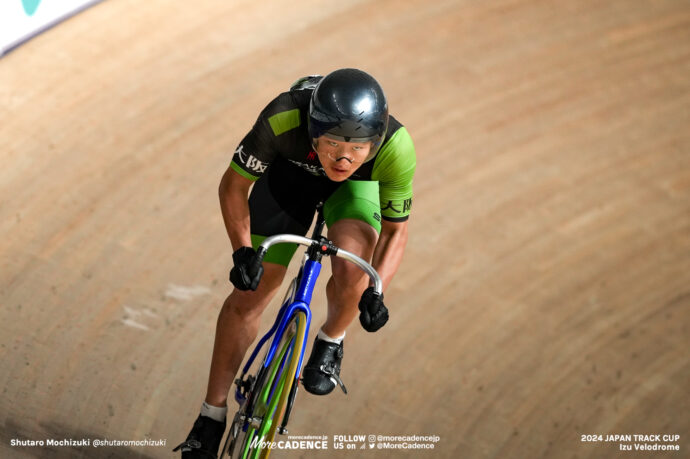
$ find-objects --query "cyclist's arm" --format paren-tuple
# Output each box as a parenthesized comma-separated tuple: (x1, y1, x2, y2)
(371, 219, 409, 291)
(219, 92, 297, 249)
(369, 125, 415, 291)
(219, 165, 254, 251)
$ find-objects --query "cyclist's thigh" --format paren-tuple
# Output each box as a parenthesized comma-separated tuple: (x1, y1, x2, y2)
(323, 180, 382, 234)
(249, 159, 335, 266)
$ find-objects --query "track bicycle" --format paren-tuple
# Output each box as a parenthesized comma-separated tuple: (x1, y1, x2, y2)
(220, 203, 383, 458)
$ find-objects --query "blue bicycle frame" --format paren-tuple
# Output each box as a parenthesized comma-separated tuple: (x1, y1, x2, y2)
(234, 258, 321, 406)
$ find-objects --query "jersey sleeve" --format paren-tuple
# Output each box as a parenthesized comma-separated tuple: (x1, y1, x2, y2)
(230, 93, 299, 181)
(371, 127, 416, 222)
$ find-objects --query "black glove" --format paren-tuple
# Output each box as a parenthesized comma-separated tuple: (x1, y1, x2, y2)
(358, 287, 388, 332)
(229, 247, 264, 291)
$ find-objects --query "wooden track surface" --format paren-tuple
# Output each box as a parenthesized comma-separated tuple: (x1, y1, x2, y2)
(1, 0, 688, 457)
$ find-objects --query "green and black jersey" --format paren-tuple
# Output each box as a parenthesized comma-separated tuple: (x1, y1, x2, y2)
(230, 85, 416, 222)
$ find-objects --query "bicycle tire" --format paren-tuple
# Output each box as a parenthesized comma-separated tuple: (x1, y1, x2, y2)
(263, 311, 307, 455)
(229, 311, 307, 459)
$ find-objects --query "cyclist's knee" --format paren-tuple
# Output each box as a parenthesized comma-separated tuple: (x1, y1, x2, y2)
(223, 262, 286, 317)
(331, 256, 368, 286)
(329, 221, 376, 291)
(225, 289, 263, 315)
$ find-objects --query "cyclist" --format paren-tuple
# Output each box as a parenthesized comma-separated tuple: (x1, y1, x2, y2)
(175, 68, 416, 458)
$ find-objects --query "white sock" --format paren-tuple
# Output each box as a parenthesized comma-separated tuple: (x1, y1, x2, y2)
(201, 401, 227, 422)
(317, 328, 345, 344)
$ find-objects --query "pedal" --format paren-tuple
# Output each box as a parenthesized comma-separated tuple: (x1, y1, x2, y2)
(320, 364, 348, 395)
(332, 374, 348, 395)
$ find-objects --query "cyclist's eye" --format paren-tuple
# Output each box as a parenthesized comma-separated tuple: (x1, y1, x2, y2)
(328, 141, 338, 147)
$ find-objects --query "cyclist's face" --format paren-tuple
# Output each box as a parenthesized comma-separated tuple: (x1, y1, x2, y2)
(314, 136, 372, 181)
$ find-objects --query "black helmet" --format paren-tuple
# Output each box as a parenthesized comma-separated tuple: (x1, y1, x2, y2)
(308, 68, 389, 161)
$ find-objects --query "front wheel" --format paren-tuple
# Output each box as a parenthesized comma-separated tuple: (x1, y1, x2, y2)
(225, 311, 307, 459)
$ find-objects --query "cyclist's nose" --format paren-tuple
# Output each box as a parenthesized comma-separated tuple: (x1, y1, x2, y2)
(334, 155, 354, 164)
(330, 147, 353, 163)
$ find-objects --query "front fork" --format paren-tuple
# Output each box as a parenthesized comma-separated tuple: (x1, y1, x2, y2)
(278, 375, 300, 434)
(233, 336, 302, 436)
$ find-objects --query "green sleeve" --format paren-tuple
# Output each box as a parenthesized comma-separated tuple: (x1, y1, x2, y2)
(371, 127, 416, 221)
(230, 159, 261, 181)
